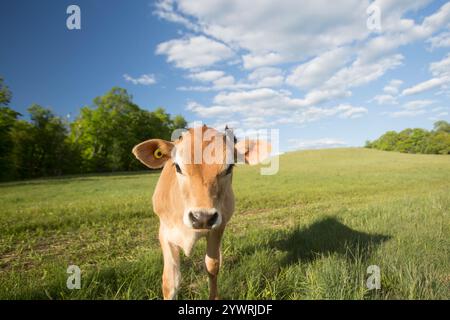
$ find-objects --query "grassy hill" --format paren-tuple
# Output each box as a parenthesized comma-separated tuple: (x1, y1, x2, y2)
(0, 148, 449, 299)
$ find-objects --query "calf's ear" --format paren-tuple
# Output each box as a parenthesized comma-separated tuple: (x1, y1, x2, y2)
(235, 139, 272, 165)
(132, 139, 174, 169)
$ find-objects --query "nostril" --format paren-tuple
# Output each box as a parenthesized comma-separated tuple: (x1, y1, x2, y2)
(207, 212, 219, 227)
(189, 211, 197, 222)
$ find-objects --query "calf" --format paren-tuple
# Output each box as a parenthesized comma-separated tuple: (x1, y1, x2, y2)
(132, 125, 270, 299)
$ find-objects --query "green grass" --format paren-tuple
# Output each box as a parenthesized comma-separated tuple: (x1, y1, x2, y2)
(0, 148, 449, 299)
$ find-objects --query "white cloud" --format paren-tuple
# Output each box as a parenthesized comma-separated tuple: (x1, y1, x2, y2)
(186, 87, 368, 127)
(156, 36, 234, 69)
(186, 101, 231, 118)
(123, 74, 156, 86)
(277, 104, 368, 124)
(335, 104, 368, 119)
(401, 54, 450, 95)
(242, 53, 285, 69)
(255, 54, 402, 109)
(371, 79, 403, 105)
(182, 68, 284, 91)
(179, 0, 370, 65)
(427, 31, 450, 50)
(403, 99, 435, 110)
(359, 1, 450, 63)
(154, 1, 450, 131)
(301, 54, 404, 107)
(386, 109, 427, 118)
(247, 67, 281, 81)
(383, 79, 403, 95)
(324, 54, 404, 90)
(177, 86, 215, 92)
(383, 99, 435, 118)
(286, 47, 352, 90)
(212, 75, 236, 88)
(188, 70, 225, 82)
(248, 67, 284, 87)
(430, 53, 450, 77)
(196, 1, 447, 105)
(154, 0, 200, 31)
(431, 106, 447, 113)
(372, 94, 397, 105)
(288, 138, 347, 150)
(300, 89, 352, 107)
(185, 71, 237, 90)
(211, 88, 299, 113)
(428, 107, 450, 120)
(155, 1, 450, 74)
(241, 116, 273, 129)
(402, 77, 449, 96)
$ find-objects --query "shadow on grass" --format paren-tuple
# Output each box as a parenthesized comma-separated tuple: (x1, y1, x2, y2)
(243, 217, 391, 266)
(3, 217, 390, 299)
(275, 217, 391, 265)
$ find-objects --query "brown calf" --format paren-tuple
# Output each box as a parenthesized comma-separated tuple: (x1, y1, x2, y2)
(132, 125, 270, 299)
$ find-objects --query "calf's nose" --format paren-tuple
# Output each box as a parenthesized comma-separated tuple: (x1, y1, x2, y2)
(188, 210, 219, 229)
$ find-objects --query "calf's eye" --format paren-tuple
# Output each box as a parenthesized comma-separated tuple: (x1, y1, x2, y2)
(174, 163, 182, 174)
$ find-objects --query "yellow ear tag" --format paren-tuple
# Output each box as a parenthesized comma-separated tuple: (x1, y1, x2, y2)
(154, 148, 163, 159)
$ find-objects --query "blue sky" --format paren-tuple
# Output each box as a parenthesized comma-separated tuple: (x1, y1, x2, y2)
(1, 0, 450, 151)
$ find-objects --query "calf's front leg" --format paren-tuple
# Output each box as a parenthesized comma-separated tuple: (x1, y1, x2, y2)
(205, 228, 224, 300)
(159, 230, 181, 300)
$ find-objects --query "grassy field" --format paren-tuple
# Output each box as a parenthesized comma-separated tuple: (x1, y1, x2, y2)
(0, 148, 449, 299)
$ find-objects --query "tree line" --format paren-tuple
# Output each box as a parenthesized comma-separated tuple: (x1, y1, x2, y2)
(365, 121, 450, 155)
(0, 77, 187, 181)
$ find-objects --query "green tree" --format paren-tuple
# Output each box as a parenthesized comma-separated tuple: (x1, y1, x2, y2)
(9, 119, 34, 179)
(1, 82, 188, 180)
(12, 105, 72, 178)
(0, 78, 19, 180)
(0, 107, 20, 180)
(0, 77, 12, 106)
(426, 131, 450, 154)
(71, 87, 187, 172)
(433, 120, 450, 133)
(171, 114, 188, 131)
(370, 131, 399, 151)
(366, 120, 450, 155)
(70, 88, 136, 172)
(396, 128, 430, 153)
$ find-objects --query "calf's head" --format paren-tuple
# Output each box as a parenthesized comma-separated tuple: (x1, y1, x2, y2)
(132, 126, 271, 231)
